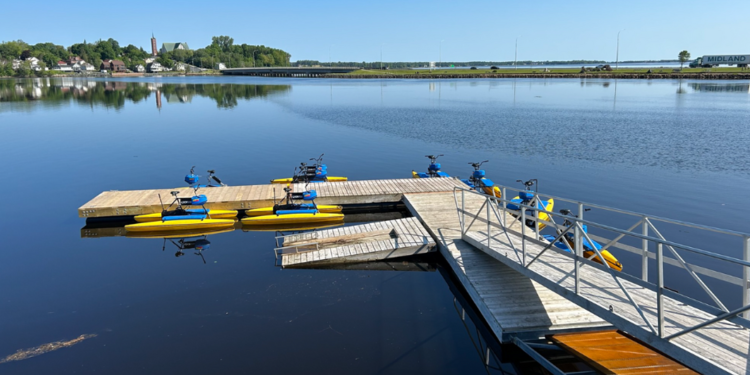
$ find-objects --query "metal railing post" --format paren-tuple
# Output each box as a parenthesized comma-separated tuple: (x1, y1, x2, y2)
(534, 198, 541, 237)
(501, 187, 507, 226)
(573, 213, 583, 295)
(642, 219, 649, 281)
(745, 236, 750, 319)
(657, 242, 664, 337)
(461, 190, 465, 234)
(487, 197, 491, 248)
(521, 206, 527, 266)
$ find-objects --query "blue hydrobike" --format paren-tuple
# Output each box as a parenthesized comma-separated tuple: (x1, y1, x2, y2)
(124, 188, 237, 233)
(460, 160, 502, 198)
(541, 209, 622, 271)
(242, 186, 344, 225)
(184, 167, 227, 188)
(412, 154, 450, 178)
(271, 154, 348, 184)
(505, 179, 555, 230)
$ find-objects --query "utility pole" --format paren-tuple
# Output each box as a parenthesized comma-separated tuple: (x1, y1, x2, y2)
(616, 30, 625, 70)
(440, 40, 444, 68)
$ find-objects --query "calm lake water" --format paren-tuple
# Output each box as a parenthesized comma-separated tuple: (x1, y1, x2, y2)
(1, 76, 749, 374)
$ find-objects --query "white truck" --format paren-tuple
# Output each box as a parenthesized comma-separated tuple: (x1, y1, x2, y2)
(689, 55, 750, 68)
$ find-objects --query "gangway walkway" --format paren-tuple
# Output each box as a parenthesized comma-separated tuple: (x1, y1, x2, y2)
(455, 187, 750, 375)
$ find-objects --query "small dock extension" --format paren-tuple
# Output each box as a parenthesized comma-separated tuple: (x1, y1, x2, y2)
(275, 217, 435, 268)
(549, 330, 697, 374)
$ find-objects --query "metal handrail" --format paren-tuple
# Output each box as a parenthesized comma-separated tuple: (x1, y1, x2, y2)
(480, 182, 750, 238)
(452, 185, 750, 341)
(273, 242, 320, 259)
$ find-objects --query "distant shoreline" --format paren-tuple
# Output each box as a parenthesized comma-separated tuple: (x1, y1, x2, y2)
(317, 73, 750, 80)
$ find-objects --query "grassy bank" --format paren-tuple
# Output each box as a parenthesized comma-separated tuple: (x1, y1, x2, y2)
(342, 67, 749, 76)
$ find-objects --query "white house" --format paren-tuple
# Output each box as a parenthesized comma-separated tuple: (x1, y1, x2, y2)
(134, 64, 145, 73)
(215, 62, 226, 70)
(147, 62, 164, 73)
(53, 64, 74, 72)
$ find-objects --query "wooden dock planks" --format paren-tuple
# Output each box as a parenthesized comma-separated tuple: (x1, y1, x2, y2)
(550, 330, 697, 374)
(78, 178, 467, 218)
(278, 218, 435, 268)
(402, 192, 610, 341)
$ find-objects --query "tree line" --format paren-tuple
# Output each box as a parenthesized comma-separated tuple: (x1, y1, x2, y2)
(0, 36, 292, 76)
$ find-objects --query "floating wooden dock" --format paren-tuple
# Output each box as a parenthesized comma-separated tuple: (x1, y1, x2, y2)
(276, 217, 434, 267)
(78, 177, 749, 373)
(403, 192, 611, 341)
(550, 330, 697, 374)
(78, 178, 466, 218)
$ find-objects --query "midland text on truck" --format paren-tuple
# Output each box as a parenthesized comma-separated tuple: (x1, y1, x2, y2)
(689, 55, 750, 68)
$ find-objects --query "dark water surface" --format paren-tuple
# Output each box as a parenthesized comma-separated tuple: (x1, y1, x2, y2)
(1, 77, 749, 374)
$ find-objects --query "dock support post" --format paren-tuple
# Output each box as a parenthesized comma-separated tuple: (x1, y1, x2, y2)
(642, 219, 649, 281)
(657, 242, 664, 337)
(521, 207, 527, 266)
(744, 236, 750, 318)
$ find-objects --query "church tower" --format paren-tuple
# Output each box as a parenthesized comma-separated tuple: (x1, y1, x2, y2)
(151, 33, 158, 56)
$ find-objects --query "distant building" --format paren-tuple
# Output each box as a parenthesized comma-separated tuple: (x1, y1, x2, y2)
(144, 57, 156, 64)
(160, 42, 189, 54)
(53, 64, 74, 72)
(67, 56, 83, 65)
(134, 64, 146, 73)
(147, 62, 164, 73)
(215, 62, 226, 70)
(111, 60, 126, 72)
(100, 59, 127, 72)
(151, 34, 158, 56)
(72, 62, 96, 72)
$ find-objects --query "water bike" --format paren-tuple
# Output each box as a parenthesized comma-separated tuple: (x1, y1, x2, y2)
(242, 187, 344, 226)
(461, 160, 502, 198)
(133, 189, 237, 223)
(412, 154, 450, 178)
(126, 190, 236, 232)
(271, 154, 347, 184)
(184, 167, 227, 188)
(505, 179, 554, 230)
(542, 209, 622, 271)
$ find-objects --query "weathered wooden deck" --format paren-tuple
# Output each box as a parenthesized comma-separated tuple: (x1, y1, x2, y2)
(78, 178, 466, 218)
(402, 192, 611, 342)
(277, 217, 435, 267)
(464, 227, 749, 375)
(550, 330, 697, 374)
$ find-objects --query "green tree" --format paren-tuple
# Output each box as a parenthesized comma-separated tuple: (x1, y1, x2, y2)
(678, 50, 691, 69)
(157, 54, 174, 69)
(211, 36, 234, 52)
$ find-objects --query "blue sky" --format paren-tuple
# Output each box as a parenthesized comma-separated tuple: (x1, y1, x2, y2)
(2, 0, 748, 62)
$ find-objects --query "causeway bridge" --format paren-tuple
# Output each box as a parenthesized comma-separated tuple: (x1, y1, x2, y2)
(220, 66, 359, 77)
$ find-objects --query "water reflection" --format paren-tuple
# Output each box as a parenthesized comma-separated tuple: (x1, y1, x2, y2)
(0, 78, 291, 111)
(689, 82, 750, 93)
